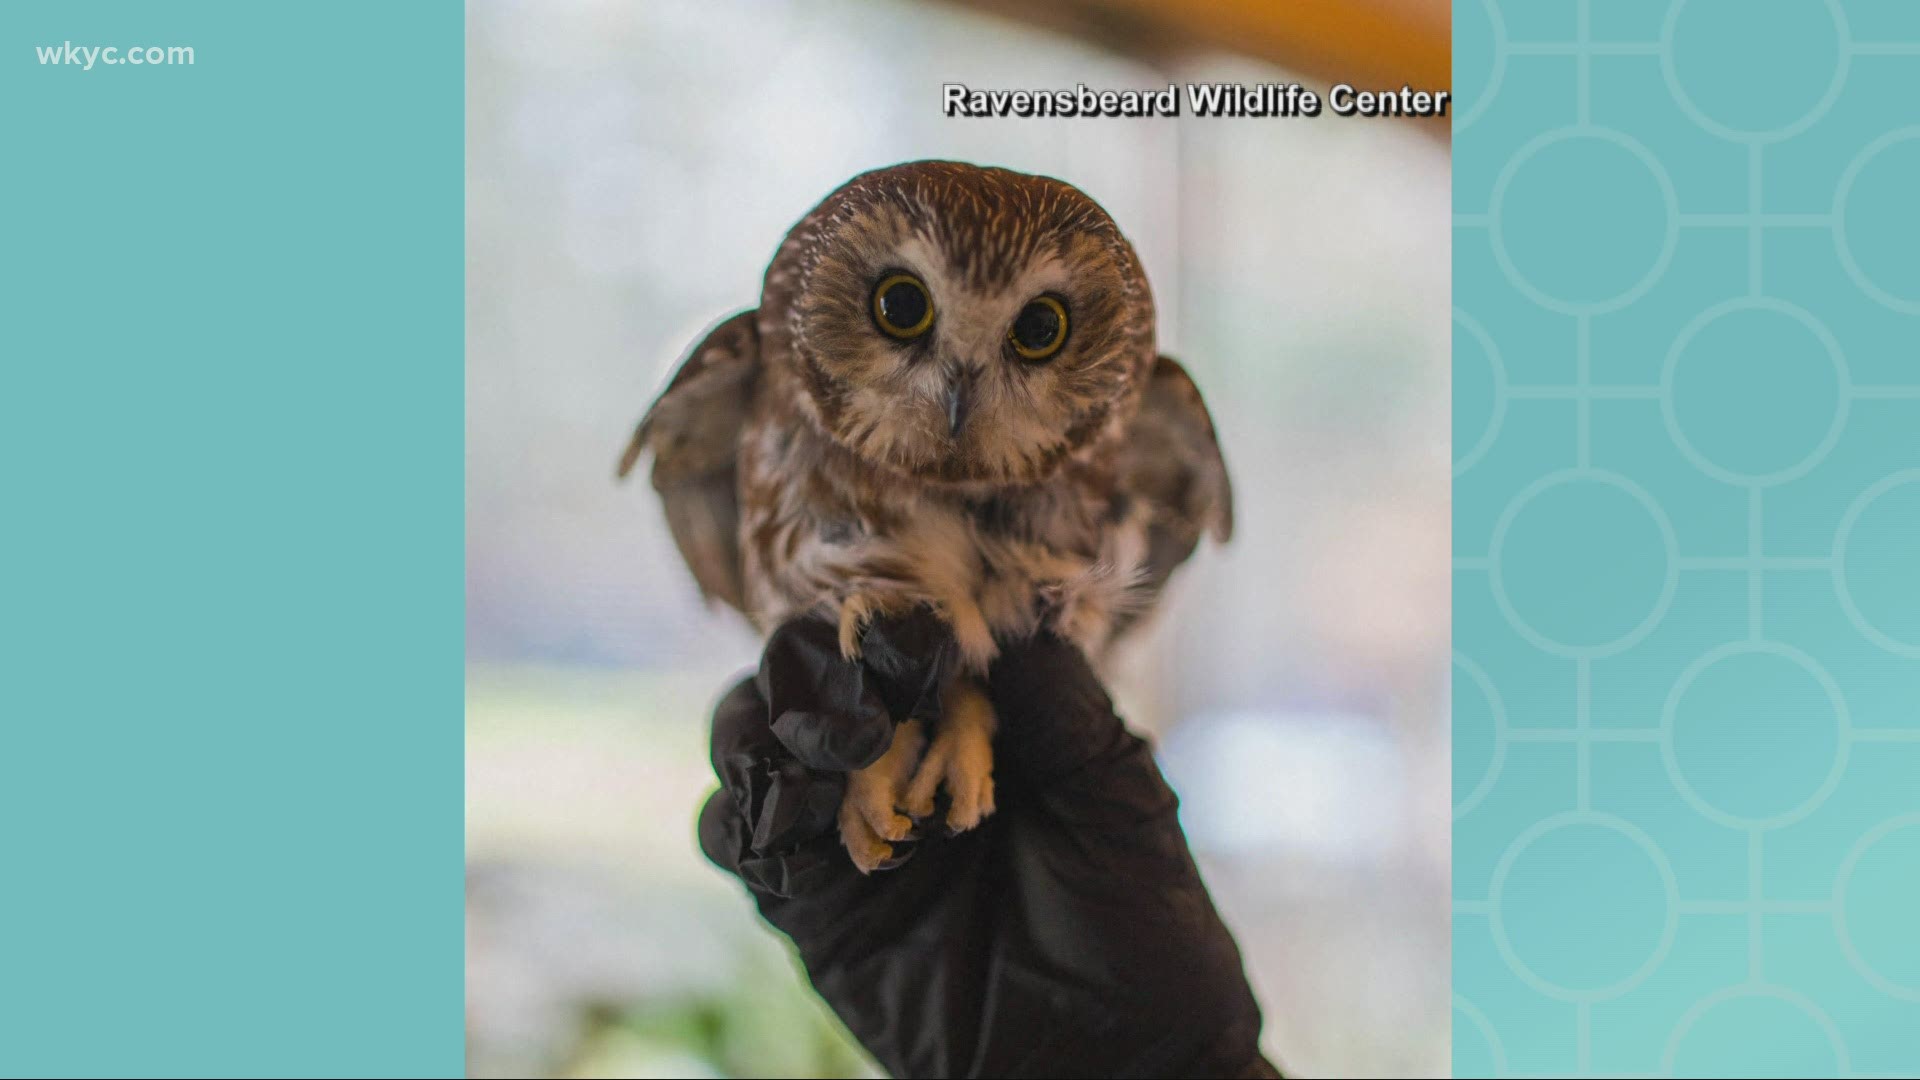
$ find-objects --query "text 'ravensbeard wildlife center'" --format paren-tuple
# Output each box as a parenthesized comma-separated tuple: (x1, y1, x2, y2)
(943, 82, 1452, 119)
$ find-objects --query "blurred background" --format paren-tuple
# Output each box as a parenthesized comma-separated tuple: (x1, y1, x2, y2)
(467, 0, 1449, 1075)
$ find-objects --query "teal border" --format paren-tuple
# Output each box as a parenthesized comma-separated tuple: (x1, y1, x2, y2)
(1455, 1, 1920, 1076)
(0, 3, 464, 1076)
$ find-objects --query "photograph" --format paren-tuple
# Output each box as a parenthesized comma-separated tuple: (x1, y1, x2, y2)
(466, 0, 1449, 1076)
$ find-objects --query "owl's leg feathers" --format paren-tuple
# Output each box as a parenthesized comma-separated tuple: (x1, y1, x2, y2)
(903, 677, 997, 833)
(839, 718, 925, 873)
(836, 587, 996, 670)
(946, 604, 998, 672)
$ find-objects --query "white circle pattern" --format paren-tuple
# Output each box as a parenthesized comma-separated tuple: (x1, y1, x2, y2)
(1453, 3, 1920, 1075)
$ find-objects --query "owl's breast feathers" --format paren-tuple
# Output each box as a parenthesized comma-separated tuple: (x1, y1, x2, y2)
(624, 306, 1232, 662)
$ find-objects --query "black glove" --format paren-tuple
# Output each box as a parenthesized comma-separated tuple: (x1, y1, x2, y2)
(698, 612, 1284, 1079)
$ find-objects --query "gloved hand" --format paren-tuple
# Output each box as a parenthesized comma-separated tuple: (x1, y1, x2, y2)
(697, 611, 1283, 1079)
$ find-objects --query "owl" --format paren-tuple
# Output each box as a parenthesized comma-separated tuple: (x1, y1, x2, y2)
(620, 161, 1232, 873)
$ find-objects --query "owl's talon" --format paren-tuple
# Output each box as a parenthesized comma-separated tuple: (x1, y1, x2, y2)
(944, 766, 995, 833)
(875, 839, 917, 871)
(835, 592, 881, 661)
(839, 813, 896, 875)
(901, 740, 948, 821)
(838, 719, 924, 872)
(870, 806, 914, 843)
(840, 788, 908, 872)
(905, 680, 997, 836)
(848, 776, 914, 843)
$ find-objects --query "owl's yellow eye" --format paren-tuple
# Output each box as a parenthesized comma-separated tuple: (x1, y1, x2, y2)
(1008, 295, 1068, 361)
(872, 273, 934, 340)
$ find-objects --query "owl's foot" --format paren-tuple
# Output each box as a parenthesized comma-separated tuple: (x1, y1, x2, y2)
(902, 678, 997, 834)
(833, 590, 998, 670)
(838, 719, 925, 873)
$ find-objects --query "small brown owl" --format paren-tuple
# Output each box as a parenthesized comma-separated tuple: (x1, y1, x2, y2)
(620, 161, 1232, 872)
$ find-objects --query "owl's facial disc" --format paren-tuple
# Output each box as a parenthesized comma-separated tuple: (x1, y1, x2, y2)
(819, 255, 1119, 485)
(788, 166, 1151, 487)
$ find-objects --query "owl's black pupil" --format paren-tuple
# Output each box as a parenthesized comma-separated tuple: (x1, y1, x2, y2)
(1012, 302, 1061, 351)
(880, 281, 927, 330)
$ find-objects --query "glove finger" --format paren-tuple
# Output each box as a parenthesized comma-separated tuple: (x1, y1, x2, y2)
(707, 673, 848, 855)
(696, 786, 746, 875)
(758, 617, 894, 770)
(856, 608, 959, 723)
(710, 676, 782, 783)
(701, 758, 850, 901)
(771, 707, 892, 772)
(737, 844, 841, 899)
(750, 755, 846, 853)
(705, 790, 847, 900)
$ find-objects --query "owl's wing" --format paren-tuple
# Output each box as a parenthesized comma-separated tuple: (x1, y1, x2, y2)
(617, 310, 761, 613)
(1120, 355, 1235, 595)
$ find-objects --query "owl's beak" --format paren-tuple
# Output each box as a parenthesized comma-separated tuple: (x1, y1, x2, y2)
(944, 373, 974, 439)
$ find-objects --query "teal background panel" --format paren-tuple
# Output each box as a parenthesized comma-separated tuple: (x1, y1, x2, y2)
(0, 2, 463, 1076)
(1454, 1, 1920, 1076)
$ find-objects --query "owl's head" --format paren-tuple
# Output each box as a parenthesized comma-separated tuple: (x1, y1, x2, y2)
(764, 161, 1157, 486)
